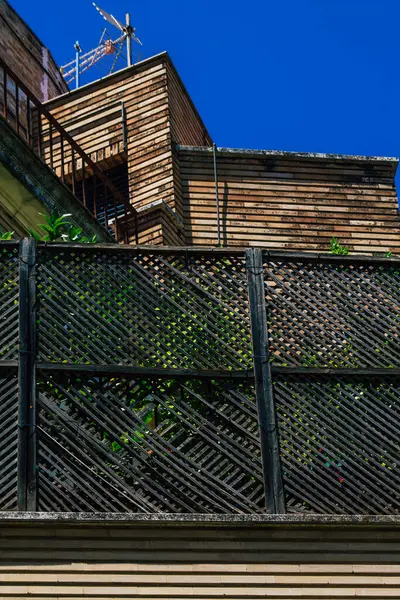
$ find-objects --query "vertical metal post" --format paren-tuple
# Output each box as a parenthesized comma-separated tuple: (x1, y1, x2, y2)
(126, 14, 132, 67)
(3, 69, 7, 120)
(103, 181, 109, 232)
(38, 115, 43, 159)
(60, 136, 65, 182)
(93, 174, 98, 218)
(15, 85, 19, 134)
(49, 124, 54, 170)
(213, 143, 221, 247)
(26, 238, 37, 512)
(135, 212, 139, 245)
(82, 162, 87, 207)
(26, 98, 32, 147)
(246, 248, 285, 514)
(71, 148, 76, 195)
(121, 101, 128, 152)
(74, 42, 81, 89)
(18, 238, 37, 511)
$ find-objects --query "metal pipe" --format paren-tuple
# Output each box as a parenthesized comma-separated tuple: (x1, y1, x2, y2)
(121, 101, 128, 152)
(213, 143, 221, 247)
(126, 14, 132, 67)
(74, 41, 81, 89)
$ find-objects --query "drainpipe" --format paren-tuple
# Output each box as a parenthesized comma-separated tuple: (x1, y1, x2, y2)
(121, 101, 128, 152)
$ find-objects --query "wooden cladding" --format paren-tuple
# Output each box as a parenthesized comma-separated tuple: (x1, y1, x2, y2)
(46, 54, 400, 253)
(180, 148, 400, 253)
(1, 520, 400, 597)
(47, 54, 211, 226)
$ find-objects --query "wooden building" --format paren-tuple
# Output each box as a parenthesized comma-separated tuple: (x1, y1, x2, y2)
(2, 6, 400, 598)
(45, 53, 400, 253)
(180, 146, 400, 253)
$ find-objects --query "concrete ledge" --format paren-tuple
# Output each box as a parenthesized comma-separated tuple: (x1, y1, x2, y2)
(0, 116, 113, 241)
(2, 512, 400, 527)
(177, 144, 399, 167)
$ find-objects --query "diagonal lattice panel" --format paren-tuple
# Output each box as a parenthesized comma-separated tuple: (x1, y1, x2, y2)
(0, 244, 19, 361)
(36, 248, 251, 369)
(275, 374, 400, 514)
(0, 371, 18, 510)
(264, 258, 400, 368)
(36, 371, 264, 513)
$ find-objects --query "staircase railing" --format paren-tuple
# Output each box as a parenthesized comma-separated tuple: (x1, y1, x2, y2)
(0, 56, 137, 243)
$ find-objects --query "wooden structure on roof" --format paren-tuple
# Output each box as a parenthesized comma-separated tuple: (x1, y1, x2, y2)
(46, 53, 211, 246)
(45, 52, 400, 253)
(180, 147, 400, 253)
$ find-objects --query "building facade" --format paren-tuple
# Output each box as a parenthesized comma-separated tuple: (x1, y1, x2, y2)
(1, 3, 400, 599)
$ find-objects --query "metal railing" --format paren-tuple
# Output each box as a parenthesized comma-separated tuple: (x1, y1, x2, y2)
(0, 57, 137, 243)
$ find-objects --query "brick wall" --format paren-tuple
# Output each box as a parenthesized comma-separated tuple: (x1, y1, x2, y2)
(0, 0, 67, 101)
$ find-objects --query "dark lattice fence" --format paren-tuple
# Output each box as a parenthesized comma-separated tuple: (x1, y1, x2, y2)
(36, 246, 251, 369)
(0, 243, 19, 361)
(263, 253, 400, 514)
(275, 374, 400, 514)
(37, 373, 262, 513)
(1, 241, 400, 515)
(264, 257, 400, 368)
(0, 243, 19, 510)
(32, 244, 261, 514)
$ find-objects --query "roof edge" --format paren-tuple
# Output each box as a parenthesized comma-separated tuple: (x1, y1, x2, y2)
(45, 52, 170, 107)
(178, 145, 399, 169)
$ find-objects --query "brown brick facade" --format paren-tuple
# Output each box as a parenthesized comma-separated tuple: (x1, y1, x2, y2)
(0, 0, 67, 101)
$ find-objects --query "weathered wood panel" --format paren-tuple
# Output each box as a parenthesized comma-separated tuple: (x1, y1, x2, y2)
(128, 200, 184, 245)
(166, 62, 212, 223)
(46, 54, 211, 232)
(180, 147, 400, 253)
(2, 521, 400, 597)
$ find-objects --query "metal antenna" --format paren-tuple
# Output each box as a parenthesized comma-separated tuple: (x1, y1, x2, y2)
(74, 41, 82, 89)
(126, 13, 132, 67)
(60, 3, 142, 88)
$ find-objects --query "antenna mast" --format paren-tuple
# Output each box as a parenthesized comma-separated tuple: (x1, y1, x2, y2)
(74, 41, 82, 89)
(126, 13, 132, 67)
(60, 3, 142, 88)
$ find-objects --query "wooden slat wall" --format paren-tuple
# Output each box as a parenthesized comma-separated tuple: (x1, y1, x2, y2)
(47, 59, 171, 212)
(2, 522, 400, 598)
(167, 62, 212, 224)
(180, 148, 400, 253)
(125, 201, 184, 245)
(167, 63, 211, 148)
(47, 55, 211, 227)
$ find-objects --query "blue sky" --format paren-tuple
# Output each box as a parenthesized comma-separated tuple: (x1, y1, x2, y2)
(11, 0, 399, 158)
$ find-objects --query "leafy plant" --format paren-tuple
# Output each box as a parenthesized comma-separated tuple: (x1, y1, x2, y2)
(0, 226, 14, 241)
(29, 212, 73, 242)
(1, 212, 97, 243)
(330, 237, 349, 256)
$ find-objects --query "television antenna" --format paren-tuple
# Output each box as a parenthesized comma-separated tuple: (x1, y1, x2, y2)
(60, 3, 142, 89)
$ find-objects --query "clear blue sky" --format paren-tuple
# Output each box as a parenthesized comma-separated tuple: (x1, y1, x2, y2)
(11, 0, 400, 158)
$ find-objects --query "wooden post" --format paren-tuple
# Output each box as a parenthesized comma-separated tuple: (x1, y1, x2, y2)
(17, 238, 37, 511)
(246, 248, 286, 514)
